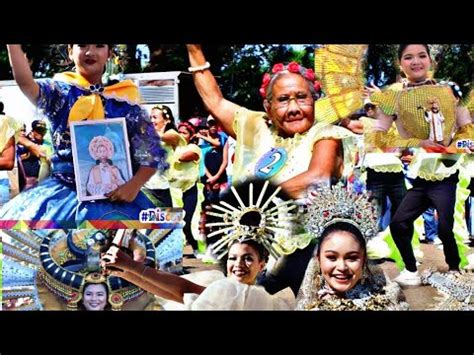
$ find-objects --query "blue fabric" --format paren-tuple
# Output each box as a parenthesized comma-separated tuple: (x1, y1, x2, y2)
(423, 207, 438, 241)
(0, 79, 168, 225)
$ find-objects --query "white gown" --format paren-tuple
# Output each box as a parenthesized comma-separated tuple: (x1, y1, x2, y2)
(158, 270, 296, 310)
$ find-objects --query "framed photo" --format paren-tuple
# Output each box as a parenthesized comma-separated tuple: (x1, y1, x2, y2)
(70, 118, 133, 202)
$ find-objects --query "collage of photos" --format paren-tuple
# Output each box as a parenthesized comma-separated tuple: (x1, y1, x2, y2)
(0, 43, 473, 311)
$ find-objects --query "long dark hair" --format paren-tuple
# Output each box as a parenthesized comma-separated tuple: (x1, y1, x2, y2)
(316, 221, 366, 258)
(152, 104, 177, 132)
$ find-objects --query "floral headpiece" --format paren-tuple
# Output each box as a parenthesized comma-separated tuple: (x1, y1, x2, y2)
(153, 104, 172, 120)
(89, 135, 114, 161)
(306, 184, 379, 242)
(259, 61, 322, 98)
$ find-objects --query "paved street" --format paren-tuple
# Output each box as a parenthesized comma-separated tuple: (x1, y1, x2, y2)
(183, 240, 474, 310)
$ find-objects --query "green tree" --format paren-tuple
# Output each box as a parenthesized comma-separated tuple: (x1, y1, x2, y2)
(433, 44, 473, 100)
(365, 44, 398, 87)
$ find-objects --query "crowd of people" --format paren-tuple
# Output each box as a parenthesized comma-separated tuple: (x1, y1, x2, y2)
(0, 43, 473, 311)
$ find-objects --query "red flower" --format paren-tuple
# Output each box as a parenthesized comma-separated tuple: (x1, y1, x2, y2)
(304, 68, 315, 82)
(313, 80, 321, 92)
(287, 62, 300, 73)
(259, 87, 267, 98)
(271, 63, 285, 74)
(262, 73, 271, 86)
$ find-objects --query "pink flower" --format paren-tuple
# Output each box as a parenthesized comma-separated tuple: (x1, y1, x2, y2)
(304, 68, 315, 82)
(313, 80, 321, 92)
(259, 87, 267, 98)
(287, 61, 300, 73)
(262, 73, 271, 86)
(271, 63, 285, 74)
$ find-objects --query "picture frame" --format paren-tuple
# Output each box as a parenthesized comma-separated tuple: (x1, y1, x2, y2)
(70, 118, 133, 202)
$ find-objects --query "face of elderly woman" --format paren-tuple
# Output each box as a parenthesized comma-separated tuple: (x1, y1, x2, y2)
(265, 73, 315, 138)
(317, 231, 365, 296)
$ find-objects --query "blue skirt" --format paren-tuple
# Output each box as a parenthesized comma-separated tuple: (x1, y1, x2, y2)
(0, 176, 156, 227)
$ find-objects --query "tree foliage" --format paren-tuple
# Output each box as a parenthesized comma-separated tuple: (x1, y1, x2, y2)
(0, 43, 471, 108)
(433, 44, 473, 99)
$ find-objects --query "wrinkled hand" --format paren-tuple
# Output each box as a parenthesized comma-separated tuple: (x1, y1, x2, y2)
(105, 179, 140, 203)
(419, 139, 447, 153)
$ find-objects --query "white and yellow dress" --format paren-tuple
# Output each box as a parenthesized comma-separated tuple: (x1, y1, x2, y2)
(232, 107, 352, 185)
(0, 115, 22, 205)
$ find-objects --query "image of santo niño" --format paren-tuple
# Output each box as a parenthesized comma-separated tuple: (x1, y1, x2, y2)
(86, 135, 128, 198)
(70, 118, 133, 201)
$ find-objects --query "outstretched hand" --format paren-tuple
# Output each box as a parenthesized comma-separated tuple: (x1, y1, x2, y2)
(101, 246, 137, 276)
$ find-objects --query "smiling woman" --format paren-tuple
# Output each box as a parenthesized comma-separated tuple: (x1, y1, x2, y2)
(296, 184, 409, 310)
(186, 44, 352, 199)
(80, 283, 109, 311)
(101, 181, 297, 310)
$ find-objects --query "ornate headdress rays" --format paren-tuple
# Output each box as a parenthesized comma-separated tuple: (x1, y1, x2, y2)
(206, 180, 299, 259)
(306, 184, 379, 242)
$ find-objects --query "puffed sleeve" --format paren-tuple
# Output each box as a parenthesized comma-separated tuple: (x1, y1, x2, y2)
(126, 106, 169, 172)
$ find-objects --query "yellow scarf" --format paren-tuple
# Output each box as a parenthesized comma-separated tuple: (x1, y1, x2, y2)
(54, 72, 141, 123)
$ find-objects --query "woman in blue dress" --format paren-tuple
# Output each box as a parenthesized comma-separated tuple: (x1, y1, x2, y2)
(0, 44, 167, 226)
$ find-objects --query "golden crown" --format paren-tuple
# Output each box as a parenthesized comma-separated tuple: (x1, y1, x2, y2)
(306, 184, 379, 241)
(206, 181, 299, 259)
(84, 272, 107, 284)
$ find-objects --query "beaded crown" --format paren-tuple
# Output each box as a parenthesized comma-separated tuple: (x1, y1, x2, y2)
(306, 184, 379, 241)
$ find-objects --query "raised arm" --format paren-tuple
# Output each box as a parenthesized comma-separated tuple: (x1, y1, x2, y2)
(103, 247, 204, 303)
(0, 137, 15, 170)
(160, 130, 182, 148)
(186, 45, 240, 138)
(7, 45, 39, 105)
(280, 138, 342, 199)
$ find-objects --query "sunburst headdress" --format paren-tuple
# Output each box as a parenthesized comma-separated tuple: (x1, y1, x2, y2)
(205, 180, 300, 259)
(306, 184, 379, 242)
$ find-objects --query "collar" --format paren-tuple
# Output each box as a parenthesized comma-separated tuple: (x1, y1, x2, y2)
(54, 72, 141, 123)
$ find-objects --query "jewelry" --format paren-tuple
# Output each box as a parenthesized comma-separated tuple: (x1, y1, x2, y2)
(188, 61, 211, 73)
(306, 183, 379, 242)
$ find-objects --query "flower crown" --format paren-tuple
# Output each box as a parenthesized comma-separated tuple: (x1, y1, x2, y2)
(89, 135, 114, 160)
(259, 61, 322, 98)
(206, 180, 299, 259)
(306, 184, 379, 242)
(153, 104, 172, 120)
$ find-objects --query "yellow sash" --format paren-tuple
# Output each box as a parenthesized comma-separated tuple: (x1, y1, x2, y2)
(54, 72, 141, 123)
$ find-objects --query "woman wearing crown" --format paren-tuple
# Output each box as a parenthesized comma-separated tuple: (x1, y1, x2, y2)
(102, 181, 297, 310)
(86, 136, 126, 196)
(296, 184, 409, 310)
